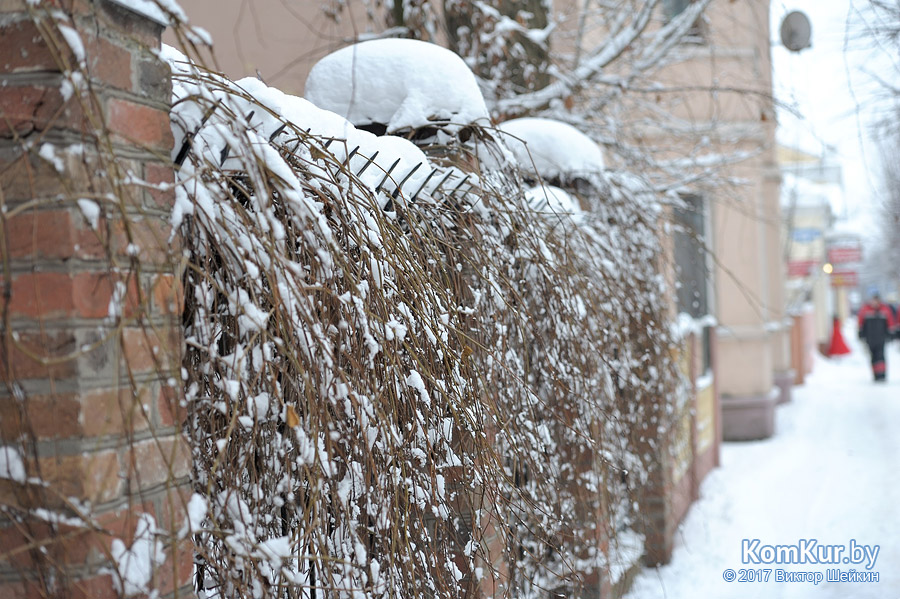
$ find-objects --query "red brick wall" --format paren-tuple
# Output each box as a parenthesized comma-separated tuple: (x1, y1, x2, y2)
(0, 1, 189, 597)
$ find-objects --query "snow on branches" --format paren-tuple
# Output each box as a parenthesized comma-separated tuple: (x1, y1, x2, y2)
(167, 34, 681, 598)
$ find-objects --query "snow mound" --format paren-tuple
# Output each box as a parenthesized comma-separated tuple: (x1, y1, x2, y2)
(499, 118, 605, 179)
(163, 45, 433, 204)
(304, 39, 490, 133)
(525, 185, 581, 215)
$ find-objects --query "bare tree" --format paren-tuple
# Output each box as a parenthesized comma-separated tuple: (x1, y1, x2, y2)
(876, 129, 900, 285)
(322, 0, 755, 189)
(854, 0, 900, 290)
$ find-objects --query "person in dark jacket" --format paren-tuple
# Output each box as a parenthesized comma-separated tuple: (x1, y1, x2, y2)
(858, 294, 897, 381)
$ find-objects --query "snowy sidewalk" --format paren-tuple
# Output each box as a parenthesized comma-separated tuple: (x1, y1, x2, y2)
(626, 333, 900, 599)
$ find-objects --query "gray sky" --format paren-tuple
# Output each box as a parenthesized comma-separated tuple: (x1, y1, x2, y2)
(771, 0, 897, 227)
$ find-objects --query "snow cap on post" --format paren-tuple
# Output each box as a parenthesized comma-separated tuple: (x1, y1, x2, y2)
(499, 117, 605, 181)
(304, 39, 490, 134)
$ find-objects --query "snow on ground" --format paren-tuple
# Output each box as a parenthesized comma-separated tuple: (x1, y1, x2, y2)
(626, 325, 900, 598)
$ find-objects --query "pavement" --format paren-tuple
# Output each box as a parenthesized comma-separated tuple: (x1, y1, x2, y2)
(625, 329, 900, 599)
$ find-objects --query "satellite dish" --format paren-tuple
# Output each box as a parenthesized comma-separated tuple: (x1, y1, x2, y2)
(780, 11, 812, 52)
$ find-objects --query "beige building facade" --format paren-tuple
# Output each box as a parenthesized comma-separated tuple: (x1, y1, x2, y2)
(641, 0, 790, 439)
(551, 0, 790, 438)
(166, 0, 385, 95)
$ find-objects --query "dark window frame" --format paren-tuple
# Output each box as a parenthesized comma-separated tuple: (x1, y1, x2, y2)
(673, 193, 713, 373)
(663, 0, 707, 44)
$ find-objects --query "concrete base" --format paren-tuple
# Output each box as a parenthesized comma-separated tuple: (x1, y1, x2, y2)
(773, 369, 795, 405)
(721, 387, 778, 441)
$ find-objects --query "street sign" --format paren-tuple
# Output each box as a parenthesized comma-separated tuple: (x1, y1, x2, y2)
(830, 270, 859, 287)
(791, 227, 822, 243)
(827, 246, 862, 264)
(787, 259, 817, 278)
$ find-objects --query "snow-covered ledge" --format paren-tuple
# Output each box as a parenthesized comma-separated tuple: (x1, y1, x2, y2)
(105, 0, 186, 27)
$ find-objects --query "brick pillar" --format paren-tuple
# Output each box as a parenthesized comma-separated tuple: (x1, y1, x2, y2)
(0, 1, 190, 597)
(632, 359, 676, 567)
(634, 426, 675, 566)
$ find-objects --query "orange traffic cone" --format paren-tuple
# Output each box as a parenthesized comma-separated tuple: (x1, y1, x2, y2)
(827, 316, 851, 357)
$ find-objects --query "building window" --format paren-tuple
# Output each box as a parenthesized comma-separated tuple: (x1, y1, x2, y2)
(674, 194, 712, 372)
(663, 0, 692, 19)
(663, 0, 706, 43)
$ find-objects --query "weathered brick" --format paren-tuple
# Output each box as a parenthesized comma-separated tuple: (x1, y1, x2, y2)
(150, 272, 183, 316)
(156, 535, 195, 595)
(0, 0, 27, 10)
(94, 500, 157, 547)
(0, 146, 92, 202)
(143, 160, 175, 209)
(125, 436, 190, 493)
(36, 449, 121, 504)
(135, 52, 171, 101)
(0, 570, 117, 599)
(111, 215, 174, 265)
(155, 487, 196, 592)
(93, 0, 165, 49)
(4, 271, 141, 321)
(0, 392, 82, 440)
(6, 272, 76, 319)
(0, 573, 117, 599)
(0, 4, 186, 597)
(0, 518, 91, 568)
(81, 384, 154, 437)
(0, 0, 89, 12)
(156, 382, 185, 428)
(106, 97, 173, 150)
(120, 324, 181, 374)
(64, 574, 117, 599)
(3, 208, 108, 261)
(0, 329, 78, 383)
(5, 209, 75, 260)
(0, 83, 85, 138)
(0, 19, 69, 74)
(85, 34, 133, 91)
(0, 581, 27, 599)
(0, 500, 156, 580)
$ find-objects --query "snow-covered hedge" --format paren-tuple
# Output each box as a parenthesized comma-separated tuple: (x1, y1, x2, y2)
(166, 39, 680, 599)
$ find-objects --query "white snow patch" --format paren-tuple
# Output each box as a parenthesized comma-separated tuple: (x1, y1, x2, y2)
(57, 25, 85, 65)
(180, 493, 207, 537)
(499, 117, 605, 179)
(671, 312, 716, 340)
(77, 199, 100, 229)
(60, 72, 85, 101)
(0, 446, 26, 483)
(38, 144, 64, 173)
(405, 370, 431, 407)
(608, 527, 645, 585)
(110, 513, 165, 597)
(255, 535, 292, 564)
(106, 281, 128, 321)
(525, 184, 582, 215)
